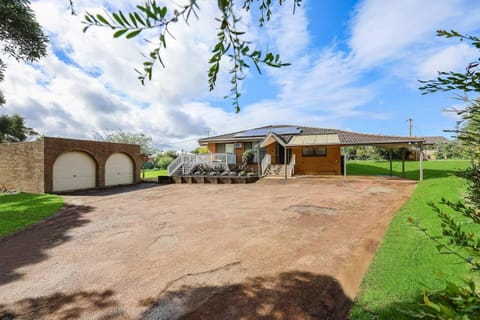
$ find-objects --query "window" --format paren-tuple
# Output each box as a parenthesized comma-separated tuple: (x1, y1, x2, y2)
(225, 143, 234, 154)
(216, 143, 234, 153)
(302, 147, 327, 157)
(216, 144, 225, 153)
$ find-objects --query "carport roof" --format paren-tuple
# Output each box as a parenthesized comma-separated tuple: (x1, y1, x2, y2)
(199, 125, 424, 147)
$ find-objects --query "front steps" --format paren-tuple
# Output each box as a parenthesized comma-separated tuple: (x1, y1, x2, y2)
(264, 164, 292, 178)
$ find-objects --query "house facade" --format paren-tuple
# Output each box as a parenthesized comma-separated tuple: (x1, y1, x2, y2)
(194, 125, 425, 178)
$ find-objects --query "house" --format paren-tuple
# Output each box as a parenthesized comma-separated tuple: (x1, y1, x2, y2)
(0, 137, 141, 193)
(168, 125, 425, 179)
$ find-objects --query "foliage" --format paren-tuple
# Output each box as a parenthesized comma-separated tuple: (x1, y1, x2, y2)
(94, 129, 156, 155)
(419, 30, 480, 94)
(376, 147, 411, 160)
(0, 0, 48, 106)
(141, 161, 155, 170)
(160, 150, 178, 159)
(435, 140, 465, 160)
(156, 155, 174, 170)
(344, 146, 411, 161)
(82, 0, 300, 112)
(242, 149, 255, 164)
(405, 30, 480, 319)
(0, 192, 64, 238)
(191, 146, 208, 154)
(0, 113, 38, 143)
(190, 162, 256, 176)
(345, 146, 382, 160)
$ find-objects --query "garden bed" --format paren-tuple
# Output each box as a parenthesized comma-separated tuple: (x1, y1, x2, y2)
(167, 175, 259, 184)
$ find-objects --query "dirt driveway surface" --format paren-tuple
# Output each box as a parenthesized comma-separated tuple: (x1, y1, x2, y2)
(0, 178, 416, 319)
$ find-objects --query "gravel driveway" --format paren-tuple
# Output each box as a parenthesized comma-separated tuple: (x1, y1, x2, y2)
(0, 177, 416, 319)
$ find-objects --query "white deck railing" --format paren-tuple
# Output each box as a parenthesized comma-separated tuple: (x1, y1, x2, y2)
(289, 153, 296, 177)
(167, 153, 236, 176)
(261, 154, 271, 176)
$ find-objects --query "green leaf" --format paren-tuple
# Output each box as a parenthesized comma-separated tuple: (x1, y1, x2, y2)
(112, 13, 125, 26)
(96, 14, 111, 26)
(126, 29, 142, 39)
(159, 7, 167, 18)
(113, 29, 128, 38)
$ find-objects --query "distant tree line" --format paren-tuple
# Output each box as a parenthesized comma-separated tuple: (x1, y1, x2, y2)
(344, 141, 467, 161)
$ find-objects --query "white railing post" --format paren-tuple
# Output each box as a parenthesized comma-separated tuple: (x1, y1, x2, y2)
(261, 154, 271, 176)
(289, 153, 296, 177)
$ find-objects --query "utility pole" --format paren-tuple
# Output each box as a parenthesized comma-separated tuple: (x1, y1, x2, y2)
(407, 117, 413, 136)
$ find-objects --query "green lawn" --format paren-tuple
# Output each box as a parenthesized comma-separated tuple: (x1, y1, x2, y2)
(0, 193, 64, 238)
(141, 169, 167, 179)
(349, 160, 474, 319)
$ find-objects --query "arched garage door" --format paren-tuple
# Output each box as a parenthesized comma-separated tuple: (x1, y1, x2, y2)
(105, 153, 134, 186)
(53, 151, 96, 192)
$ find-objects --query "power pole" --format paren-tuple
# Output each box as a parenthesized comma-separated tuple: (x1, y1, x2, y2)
(407, 117, 413, 136)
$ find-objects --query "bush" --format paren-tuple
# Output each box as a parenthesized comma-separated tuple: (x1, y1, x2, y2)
(242, 149, 255, 164)
(141, 161, 155, 170)
(156, 156, 174, 169)
(435, 141, 465, 159)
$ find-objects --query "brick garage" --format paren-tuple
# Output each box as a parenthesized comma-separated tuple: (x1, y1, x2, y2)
(0, 137, 141, 194)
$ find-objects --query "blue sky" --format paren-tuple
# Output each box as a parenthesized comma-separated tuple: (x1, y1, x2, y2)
(2, 0, 480, 150)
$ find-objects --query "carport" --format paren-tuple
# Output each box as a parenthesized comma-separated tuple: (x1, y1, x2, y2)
(341, 140, 426, 181)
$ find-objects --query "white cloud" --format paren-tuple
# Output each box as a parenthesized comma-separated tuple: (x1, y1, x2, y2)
(417, 43, 478, 79)
(4, 0, 479, 151)
(349, 0, 471, 68)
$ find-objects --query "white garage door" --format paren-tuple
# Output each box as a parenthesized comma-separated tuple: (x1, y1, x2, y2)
(105, 153, 134, 186)
(53, 151, 96, 192)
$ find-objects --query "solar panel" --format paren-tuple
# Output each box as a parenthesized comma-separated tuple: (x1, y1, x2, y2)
(234, 126, 301, 137)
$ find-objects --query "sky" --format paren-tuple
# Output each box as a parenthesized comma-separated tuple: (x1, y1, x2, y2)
(2, 0, 480, 151)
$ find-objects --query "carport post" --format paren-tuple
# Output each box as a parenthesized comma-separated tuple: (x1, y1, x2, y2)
(419, 143, 424, 181)
(401, 148, 405, 178)
(284, 146, 287, 180)
(389, 149, 393, 177)
(344, 152, 347, 178)
(256, 146, 261, 177)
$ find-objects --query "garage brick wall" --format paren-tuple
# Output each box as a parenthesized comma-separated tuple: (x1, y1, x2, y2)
(0, 140, 45, 193)
(0, 137, 141, 194)
(43, 137, 141, 193)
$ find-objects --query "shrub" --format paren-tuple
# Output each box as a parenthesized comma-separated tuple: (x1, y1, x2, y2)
(242, 149, 255, 164)
(156, 156, 174, 169)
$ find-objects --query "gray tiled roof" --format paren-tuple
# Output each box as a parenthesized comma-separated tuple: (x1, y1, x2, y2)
(198, 125, 424, 146)
(423, 136, 450, 145)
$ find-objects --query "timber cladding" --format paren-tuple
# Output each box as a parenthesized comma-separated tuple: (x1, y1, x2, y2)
(0, 137, 141, 194)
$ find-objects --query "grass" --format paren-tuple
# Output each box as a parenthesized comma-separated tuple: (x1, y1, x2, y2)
(0, 193, 64, 238)
(141, 169, 167, 179)
(349, 160, 474, 319)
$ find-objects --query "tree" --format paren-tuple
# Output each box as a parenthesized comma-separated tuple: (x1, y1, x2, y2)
(191, 146, 208, 154)
(0, 0, 48, 106)
(155, 154, 174, 170)
(0, 113, 38, 142)
(82, 0, 301, 112)
(434, 140, 465, 160)
(94, 129, 157, 155)
(406, 31, 480, 319)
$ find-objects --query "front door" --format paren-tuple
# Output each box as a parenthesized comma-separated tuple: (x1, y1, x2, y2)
(275, 143, 291, 164)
